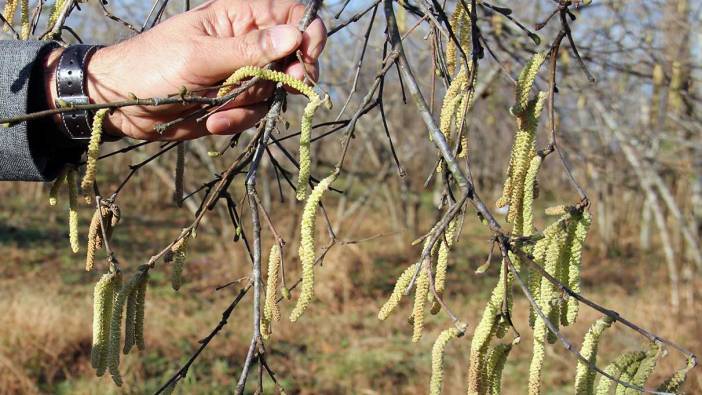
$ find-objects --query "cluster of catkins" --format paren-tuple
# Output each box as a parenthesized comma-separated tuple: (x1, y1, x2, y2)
(91, 266, 149, 386)
(218, 66, 336, 328)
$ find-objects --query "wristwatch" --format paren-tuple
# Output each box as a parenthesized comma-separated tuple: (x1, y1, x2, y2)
(54, 44, 118, 142)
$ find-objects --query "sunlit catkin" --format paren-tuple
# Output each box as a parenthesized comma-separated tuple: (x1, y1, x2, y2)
(48, 0, 65, 27)
(296, 95, 325, 201)
(528, 223, 566, 395)
(290, 173, 337, 322)
(91, 272, 116, 376)
(19, 0, 28, 39)
(485, 343, 513, 395)
(564, 212, 591, 325)
(615, 357, 643, 395)
(411, 262, 430, 342)
(81, 109, 108, 196)
(170, 232, 189, 291)
(595, 351, 646, 395)
(521, 155, 542, 236)
(108, 270, 145, 386)
(262, 243, 282, 339)
(512, 52, 548, 116)
(430, 327, 462, 395)
(49, 167, 67, 206)
(574, 316, 614, 394)
(656, 357, 694, 393)
(378, 263, 417, 320)
(2, 0, 17, 31)
(467, 265, 508, 394)
(435, 219, 457, 298)
(67, 168, 80, 253)
(624, 343, 660, 395)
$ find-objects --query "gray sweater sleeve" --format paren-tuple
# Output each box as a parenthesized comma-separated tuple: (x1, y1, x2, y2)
(0, 40, 84, 182)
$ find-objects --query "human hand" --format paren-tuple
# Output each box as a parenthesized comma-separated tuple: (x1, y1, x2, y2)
(46, 0, 326, 141)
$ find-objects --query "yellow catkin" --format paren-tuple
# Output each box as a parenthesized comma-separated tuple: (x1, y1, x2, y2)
(19, 0, 28, 39)
(544, 205, 567, 216)
(91, 272, 116, 376)
(467, 265, 508, 394)
(378, 263, 418, 320)
(615, 358, 644, 395)
(135, 271, 148, 350)
(656, 357, 695, 393)
(439, 69, 467, 145)
(48, 167, 67, 206)
(170, 232, 189, 291)
(623, 343, 660, 395)
(574, 316, 615, 394)
(512, 52, 548, 116)
(216, 66, 328, 201)
(81, 108, 108, 196)
(2, 0, 17, 31)
(434, 219, 457, 297)
(290, 173, 337, 322)
(48, 0, 65, 27)
(595, 351, 646, 395)
(506, 92, 547, 225)
(430, 327, 462, 395)
(67, 168, 80, 253)
(521, 155, 542, 236)
(528, 222, 567, 395)
(564, 212, 591, 325)
(262, 243, 282, 339)
(667, 61, 684, 114)
(528, 221, 560, 328)
(484, 343, 513, 395)
(444, 4, 463, 76)
(108, 269, 146, 386)
(411, 263, 430, 342)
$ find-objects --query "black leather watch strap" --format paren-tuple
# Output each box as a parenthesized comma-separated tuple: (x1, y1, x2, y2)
(55, 45, 103, 141)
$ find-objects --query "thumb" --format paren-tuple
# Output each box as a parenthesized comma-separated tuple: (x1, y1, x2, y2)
(207, 25, 302, 79)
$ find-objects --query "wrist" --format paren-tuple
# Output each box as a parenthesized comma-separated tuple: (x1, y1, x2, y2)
(85, 46, 123, 137)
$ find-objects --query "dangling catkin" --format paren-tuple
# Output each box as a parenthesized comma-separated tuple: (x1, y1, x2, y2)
(484, 343, 513, 395)
(430, 327, 462, 395)
(170, 231, 189, 291)
(91, 272, 117, 376)
(521, 155, 542, 236)
(19, 0, 28, 39)
(67, 168, 80, 253)
(48, 0, 65, 27)
(80, 108, 108, 198)
(173, 143, 185, 207)
(623, 343, 660, 395)
(290, 173, 337, 322)
(467, 265, 508, 394)
(215, 66, 329, 201)
(49, 167, 67, 206)
(135, 271, 148, 350)
(595, 351, 646, 395)
(512, 52, 548, 116)
(615, 357, 644, 395)
(378, 263, 418, 320)
(107, 269, 146, 386)
(2, 0, 17, 31)
(434, 219, 457, 308)
(411, 262, 430, 342)
(262, 243, 282, 339)
(563, 212, 591, 326)
(656, 357, 695, 393)
(528, 222, 567, 395)
(123, 282, 138, 354)
(574, 316, 614, 394)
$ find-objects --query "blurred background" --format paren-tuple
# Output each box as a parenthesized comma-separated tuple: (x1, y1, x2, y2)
(0, 0, 700, 393)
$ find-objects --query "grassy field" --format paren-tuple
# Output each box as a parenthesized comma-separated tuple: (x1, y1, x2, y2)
(0, 186, 700, 395)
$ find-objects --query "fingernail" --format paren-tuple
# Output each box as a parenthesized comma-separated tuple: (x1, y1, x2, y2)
(267, 25, 300, 55)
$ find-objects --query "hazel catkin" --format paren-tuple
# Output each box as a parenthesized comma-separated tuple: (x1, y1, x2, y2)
(289, 173, 337, 322)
